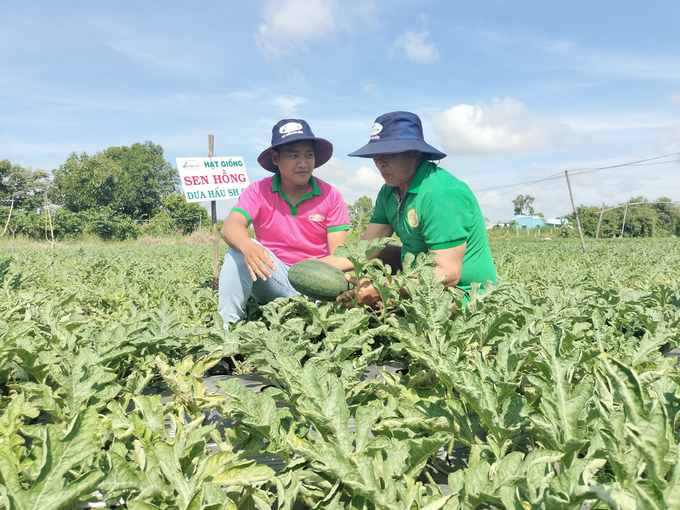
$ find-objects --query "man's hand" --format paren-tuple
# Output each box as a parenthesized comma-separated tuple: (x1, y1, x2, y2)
(242, 242, 277, 281)
(337, 274, 381, 309)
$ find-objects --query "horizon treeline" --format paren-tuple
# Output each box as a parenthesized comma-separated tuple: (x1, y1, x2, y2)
(0, 142, 208, 241)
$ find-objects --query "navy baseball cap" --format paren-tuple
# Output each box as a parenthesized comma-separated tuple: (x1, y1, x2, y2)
(348, 111, 446, 160)
(257, 119, 333, 173)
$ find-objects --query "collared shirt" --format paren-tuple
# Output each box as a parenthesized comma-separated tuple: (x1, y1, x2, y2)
(371, 161, 497, 295)
(232, 173, 350, 266)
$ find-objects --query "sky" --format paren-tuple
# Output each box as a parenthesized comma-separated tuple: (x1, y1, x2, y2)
(1, 0, 679, 222)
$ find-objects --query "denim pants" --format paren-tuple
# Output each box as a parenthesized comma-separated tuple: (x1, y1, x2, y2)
(217, 245, 299, 328)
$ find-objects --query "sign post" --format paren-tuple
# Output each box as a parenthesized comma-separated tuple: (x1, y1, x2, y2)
(176, 139, 250, 291)
(208, 135, 218, 290)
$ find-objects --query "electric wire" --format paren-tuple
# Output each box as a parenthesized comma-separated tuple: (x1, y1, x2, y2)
(474, 151, 680, 202)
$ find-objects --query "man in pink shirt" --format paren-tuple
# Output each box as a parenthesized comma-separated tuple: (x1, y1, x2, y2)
(218, 119, 350, 327)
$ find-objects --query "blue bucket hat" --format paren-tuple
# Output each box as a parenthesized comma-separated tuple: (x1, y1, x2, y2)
(257, 119, 333, 173)
(348, 111, 446, 160)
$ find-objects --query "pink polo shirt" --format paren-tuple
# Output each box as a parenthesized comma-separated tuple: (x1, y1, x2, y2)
(232, 174, 350, 266)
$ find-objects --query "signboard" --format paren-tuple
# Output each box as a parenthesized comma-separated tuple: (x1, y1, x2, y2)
(176, 157, 250, 203)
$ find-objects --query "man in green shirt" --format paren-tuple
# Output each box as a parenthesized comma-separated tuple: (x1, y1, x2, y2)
(336, 110, 496, 307)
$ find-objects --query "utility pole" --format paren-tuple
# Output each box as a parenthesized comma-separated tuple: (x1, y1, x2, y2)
(565, 170, 586, 252)
(595, 202, 605, 242)
(209, 135, 219, 290)
(620, 203, 628, 238)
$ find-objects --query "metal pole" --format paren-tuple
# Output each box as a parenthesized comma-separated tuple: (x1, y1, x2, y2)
(209, 135, 219, 290)
(565, 170, 586, 252)
(595, 201, 605, 242)
(620, 203, 628, 238)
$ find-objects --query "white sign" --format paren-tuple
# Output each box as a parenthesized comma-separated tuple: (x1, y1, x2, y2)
(176, 157, 250, 203)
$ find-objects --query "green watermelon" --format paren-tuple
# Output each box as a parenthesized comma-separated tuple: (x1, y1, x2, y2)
(288, 259, 349, 302)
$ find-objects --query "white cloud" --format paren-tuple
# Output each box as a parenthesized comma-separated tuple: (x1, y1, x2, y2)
(256, 0, 337, 58)
(316, 157, 384, 204)
(270, 96, 306, 115)
(431, 97, 571, 154)
(669, 94, 680, 105)
(393, 30, 439, 62)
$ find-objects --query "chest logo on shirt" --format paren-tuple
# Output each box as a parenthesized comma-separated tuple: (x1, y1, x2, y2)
(308, 213, 325, 222)
(407, 209, 419, 228)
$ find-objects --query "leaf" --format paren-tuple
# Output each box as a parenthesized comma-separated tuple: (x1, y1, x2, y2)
(295, 364, 353, 454)
(48, 344, 120, 420)
(97, 452, 142, 497)
(353, 400, 382, 454)
(664, 444, 680, 509)
(601, 355, 672, 489)
(0, 409, 104, 510)
(525, 449, 562, 504)
(526, 324, 592, 465)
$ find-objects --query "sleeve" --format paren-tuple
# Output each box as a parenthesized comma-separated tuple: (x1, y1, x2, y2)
(420, 189, 472, 250)
(325, 187, 351, 232)
(369, 186, 390, 224)
(231, 181, 262, 226)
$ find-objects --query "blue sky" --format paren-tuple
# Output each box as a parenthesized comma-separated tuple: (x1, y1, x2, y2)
(1, 0, 679, 222)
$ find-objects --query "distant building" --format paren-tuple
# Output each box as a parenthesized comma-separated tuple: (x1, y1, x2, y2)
(512, 215, 566, 229)
(512, 215, 545, 229)
(545, 217, 567, 227)
(487, 220, 512, 230)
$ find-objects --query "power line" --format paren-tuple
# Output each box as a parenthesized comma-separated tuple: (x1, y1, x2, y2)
(474, 151, 680, 202)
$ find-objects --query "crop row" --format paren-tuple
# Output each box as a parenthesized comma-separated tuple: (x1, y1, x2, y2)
(0, 240, 678, 509)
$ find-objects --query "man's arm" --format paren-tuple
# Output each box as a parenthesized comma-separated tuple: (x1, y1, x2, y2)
(221, 211, 276, 281)
(317, 230, 348, 265)
(430, 242, 466, 289)
(322, 223, 395, 271)
(338, 242, 467, 308)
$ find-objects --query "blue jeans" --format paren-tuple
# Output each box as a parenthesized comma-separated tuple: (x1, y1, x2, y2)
(217, 245, 299, 328)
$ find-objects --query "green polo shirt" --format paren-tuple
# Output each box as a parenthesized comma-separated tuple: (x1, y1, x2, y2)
(371, 161, 497, 296)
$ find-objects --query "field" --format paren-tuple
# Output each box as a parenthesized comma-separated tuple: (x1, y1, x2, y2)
(0, 238, 679, 509)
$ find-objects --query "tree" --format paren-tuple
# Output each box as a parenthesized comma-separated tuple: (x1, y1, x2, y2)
(564, 196, 680, 238)
(0, 160, 50, 212)
(512, 194, 535, 216)
(162, 193, 209, 233)
(348, 196, 373, 238)
(51, 141, 178, 220)
(651, 197, 680, 236)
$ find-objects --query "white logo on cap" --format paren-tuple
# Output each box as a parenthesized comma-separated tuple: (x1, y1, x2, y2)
(280, 122, 303, 134)
(371, 123, 383, 136)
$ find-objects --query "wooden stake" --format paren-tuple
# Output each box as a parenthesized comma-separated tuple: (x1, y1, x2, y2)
(620, 203, 628, 238)
(565, 170, 586, 252)
(595, 201, 605, 242)
(209, 135, 219, 290)
(44, 190, 55, 248)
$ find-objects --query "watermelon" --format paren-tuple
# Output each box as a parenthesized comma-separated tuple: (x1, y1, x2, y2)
(288, 259, 349, 302)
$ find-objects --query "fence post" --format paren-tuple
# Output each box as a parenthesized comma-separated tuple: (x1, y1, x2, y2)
(209, 135, 219, 290)
(595, 201, 605, 242)
(620, 203, 628, 238)
(565, 170, 586, 252)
